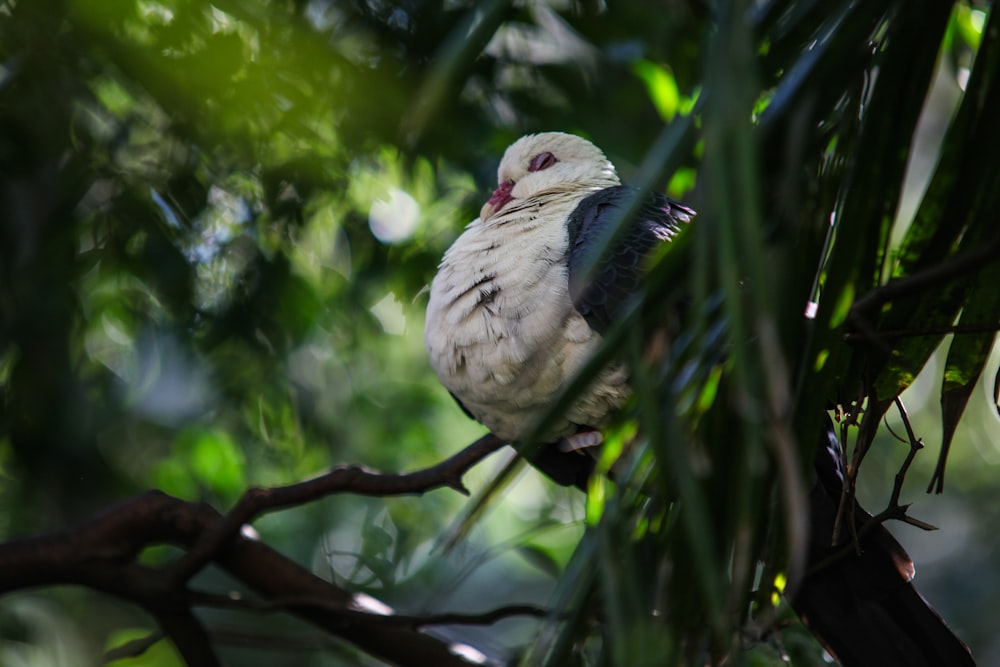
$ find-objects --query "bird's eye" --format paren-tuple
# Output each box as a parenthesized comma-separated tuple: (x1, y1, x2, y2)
(528, 151, 558, 172)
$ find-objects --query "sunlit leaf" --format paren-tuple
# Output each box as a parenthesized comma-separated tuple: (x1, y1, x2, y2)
(955, 3, 988, 50)
(932, 254, 1000, 491)
(173, 427, 246, 501)
(150, 457, 200, 501)
(870, 5, 1000, 408)
(105, 627, 185, 667)
(666, 166, 697, 198)
(585, 475, 607, 525)
(828, 284, 854, 329)
(632, 59, 680, 121)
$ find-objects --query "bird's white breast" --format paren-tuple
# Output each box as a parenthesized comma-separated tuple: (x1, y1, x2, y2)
(425, 197, 628, 442)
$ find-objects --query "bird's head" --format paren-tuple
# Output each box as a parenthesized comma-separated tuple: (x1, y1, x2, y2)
(480, 132, 621, 222)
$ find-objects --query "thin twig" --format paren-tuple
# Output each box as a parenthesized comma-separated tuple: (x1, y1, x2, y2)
(881, 413, 908, 445)
(808, 398, 937, 577)
(889, 397, 924, 508)
(843, 237, 1000, 384)
(807, 504, 910, 576)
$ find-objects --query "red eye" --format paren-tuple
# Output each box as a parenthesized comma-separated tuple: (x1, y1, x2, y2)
(528, 151, 558, 172)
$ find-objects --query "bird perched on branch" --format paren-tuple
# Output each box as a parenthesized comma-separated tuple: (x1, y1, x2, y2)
(424, 132, 975, 666)
(425, 132, 692, 485)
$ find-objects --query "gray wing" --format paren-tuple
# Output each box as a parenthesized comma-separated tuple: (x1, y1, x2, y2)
(566, 185, 694, 333)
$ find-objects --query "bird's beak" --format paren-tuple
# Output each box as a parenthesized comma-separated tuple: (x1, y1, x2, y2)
(481, 181, 514, 220)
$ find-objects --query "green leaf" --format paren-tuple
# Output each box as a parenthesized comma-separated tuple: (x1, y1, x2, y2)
(802, 0, 953, 428)
(955, 3, 988, 51)
(873, 4, 1000, 404)
(516, 544, 562, 579)
(150, 457, 199, 500)
(936, 322, 997, 493)
(173, 427, 247, 501)
(105, 628, 185, 667)
(931, 73, 1000, 492)
(633, 60, 680, 121)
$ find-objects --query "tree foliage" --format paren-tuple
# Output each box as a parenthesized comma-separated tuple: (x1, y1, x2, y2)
(1, 0, 998, 665)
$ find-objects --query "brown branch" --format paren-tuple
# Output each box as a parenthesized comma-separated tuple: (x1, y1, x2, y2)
(153, 609, 221, 667)
(0, 435, 511, 667)
(0, 493, 484, 666)
(165, 433, 505, 587)
(849, 235, 1000, 319)
(187, 590, 549, 628)
(842, 321, 1000, 342)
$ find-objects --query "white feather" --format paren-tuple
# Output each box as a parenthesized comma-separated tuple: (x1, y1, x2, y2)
(425, 133, 628, 442)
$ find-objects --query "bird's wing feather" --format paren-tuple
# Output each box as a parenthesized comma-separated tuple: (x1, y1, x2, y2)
(566, 186, 694, 334)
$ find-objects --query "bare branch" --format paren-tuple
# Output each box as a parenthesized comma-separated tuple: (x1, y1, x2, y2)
(843, 321, 1000, 342)
(153, 609, 221, 667)
(165, 433, 505, 587)
(889, 397, 924, 509)
(849, 235, 1000, 319)
(0, 435, 511, 667)
(187, 590, 549, 628)
(808, 398, 937, 577)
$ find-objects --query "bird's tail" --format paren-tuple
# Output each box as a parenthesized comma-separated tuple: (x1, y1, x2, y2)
(792, 420, 975, 667)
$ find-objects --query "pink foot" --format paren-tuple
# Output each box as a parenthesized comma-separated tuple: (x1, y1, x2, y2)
(558, 430, 603, 453)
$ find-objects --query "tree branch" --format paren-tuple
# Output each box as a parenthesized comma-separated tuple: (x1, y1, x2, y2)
(165, 433, 504, 587)
(842, 321, 1000, 342)
(0, 435, 511, 667)
(849, 235, 1000, 319)
(187, 590, 549, 628)
(153, 609, 221, 667)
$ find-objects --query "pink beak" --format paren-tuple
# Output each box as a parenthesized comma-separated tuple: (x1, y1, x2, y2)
(480, 181, 514, 220)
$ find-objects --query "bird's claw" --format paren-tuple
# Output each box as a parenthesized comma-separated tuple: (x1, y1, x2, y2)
(558, 431, 603, 453)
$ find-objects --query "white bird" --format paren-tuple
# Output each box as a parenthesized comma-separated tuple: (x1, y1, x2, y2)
(424, 133, 977, 667)
(425, 132, 692, 485)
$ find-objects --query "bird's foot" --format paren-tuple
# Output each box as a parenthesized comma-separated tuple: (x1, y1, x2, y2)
(558, 430, 603, 453)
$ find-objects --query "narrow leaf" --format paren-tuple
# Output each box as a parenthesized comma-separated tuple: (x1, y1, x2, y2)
(802, 0, 953, 426)
(516, 544, 563, 580)
(994, 366, 1000, 418)
(934, 322, 998, 493)
(873, 4, 1000, 404)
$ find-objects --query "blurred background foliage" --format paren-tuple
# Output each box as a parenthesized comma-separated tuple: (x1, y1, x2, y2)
(0, 0, 997, 665)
